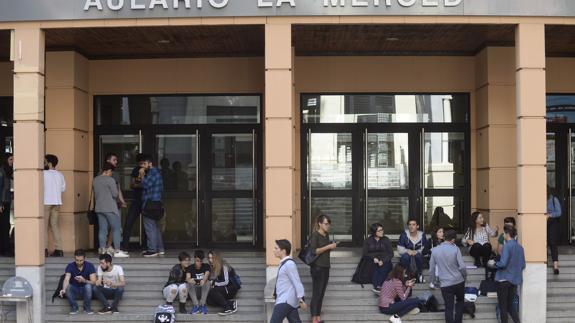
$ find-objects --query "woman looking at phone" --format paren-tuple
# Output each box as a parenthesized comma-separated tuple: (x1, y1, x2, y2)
(309, 214, 338, 323)
(379, 264, 421, 323)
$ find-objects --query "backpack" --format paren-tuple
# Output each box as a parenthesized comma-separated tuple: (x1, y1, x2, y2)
(351, 256, 374, 286)
(463, 301, 476, 318)
(417, 291, 440, 313)
(154, 304, 175, 323)
(51, 274, 66, 303)
(496, 293, 520, 323)
(229, 267, 242, 290)
(479, 279, 498, 296)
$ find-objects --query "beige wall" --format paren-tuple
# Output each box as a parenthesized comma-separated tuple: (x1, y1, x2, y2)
(0, 62, 13, 96)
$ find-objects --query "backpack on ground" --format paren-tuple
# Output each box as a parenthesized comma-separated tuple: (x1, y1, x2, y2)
(496, 293, 520, 323)
(479, 279, 498, 297)
(51, 274, 66, 303)
(417, 291, 440, 313)
(351, 256, 374, 286)
(154, 304, 175, 323)
(463, 301, 476, 318)
(229, 266, 242, 290)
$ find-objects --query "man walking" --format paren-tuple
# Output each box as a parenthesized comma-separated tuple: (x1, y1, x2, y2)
(59, 249, 97, 315)
(44, 154, 66, 257)
(93, 253, 126, 314)
(270, 239, 307, 323)
(429, 229, 466, 323)
(489, 226, 525, 323)
(141, 154, 164, 257)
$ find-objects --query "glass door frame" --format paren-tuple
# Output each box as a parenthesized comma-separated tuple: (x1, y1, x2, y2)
(94, 124, 264, 250)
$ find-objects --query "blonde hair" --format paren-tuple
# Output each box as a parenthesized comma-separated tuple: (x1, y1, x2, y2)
(209, 251, 228, 277)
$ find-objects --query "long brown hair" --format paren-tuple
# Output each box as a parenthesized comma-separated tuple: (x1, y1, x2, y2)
(386, 263, 405, 281)
(209, 250, 228, 277)
(313, 214, 331, 232)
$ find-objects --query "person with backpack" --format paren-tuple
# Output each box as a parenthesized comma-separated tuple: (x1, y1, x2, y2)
(58, 249, 97, 315)
(547, 186, 561, 275)
(397, 219, 427, 283)
(186, 250, 211, 314)
(488, 226, 525, 323)
(163, 251, 191, 314)
(309, 214, 338, 323)
(93, 253, 125, 314)
(206, 250, 238, 315)
(270, 239, 306, 323)
(43, 154, 66, 257)
(378, 263, 421, 323)
(362, 223, 394, 294)
(429, 229, 467, 323)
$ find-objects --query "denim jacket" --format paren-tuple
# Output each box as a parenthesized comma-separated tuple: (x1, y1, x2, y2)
(495, 239, 526, 285)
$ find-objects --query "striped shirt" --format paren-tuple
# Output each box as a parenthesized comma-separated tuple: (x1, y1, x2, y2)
(378, 278, 411, 308)
(142, 167, 163, 206)
(463, 224, 497, 246)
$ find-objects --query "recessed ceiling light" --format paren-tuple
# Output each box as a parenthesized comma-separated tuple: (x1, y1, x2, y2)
(157, 39, 171, 44)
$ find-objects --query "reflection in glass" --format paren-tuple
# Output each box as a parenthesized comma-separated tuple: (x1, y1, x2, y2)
(311, 197, 352, 242)
(310, 133, 352, 190)
(212, 198, 253, 243)
(211, 134, 253, 191)
(367, 133, 409, 189)
(95, 95, 260, 125)
(157, 135, 197, 191)
(547, 133, 556, 189)
(424, 133, 465, 189)
(367, 197, 409, 235)
(163, 198, 197, 243)
(424, 196, 463, 233)
(547, 95, 575, 124)
(302, 94, 468, 124)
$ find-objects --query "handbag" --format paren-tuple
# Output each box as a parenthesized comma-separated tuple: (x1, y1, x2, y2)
(298, 236, 317, 266)
(143, 200, 165, 221)
(86, 189, 97, 225)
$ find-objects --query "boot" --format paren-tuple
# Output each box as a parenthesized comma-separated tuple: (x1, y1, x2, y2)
(50, 249, 64, 257)
(179, 302, 187, 314)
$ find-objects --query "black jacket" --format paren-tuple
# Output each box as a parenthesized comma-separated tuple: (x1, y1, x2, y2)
(362, 235, 393, 263)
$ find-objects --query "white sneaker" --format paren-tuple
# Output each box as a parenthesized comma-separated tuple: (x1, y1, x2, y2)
(406, 307, 420, 315)
(106, 247, 114, 255)
(389, 314, 402, 323)
(114, 251, 129, 258)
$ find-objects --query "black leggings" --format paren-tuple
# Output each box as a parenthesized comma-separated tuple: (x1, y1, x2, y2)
(207, 285, 237, 311)
(310, 265, 329, 317)
(469, 243, 492, 264)
(0, 202, 12, 255)
(547, 218, 559, 262)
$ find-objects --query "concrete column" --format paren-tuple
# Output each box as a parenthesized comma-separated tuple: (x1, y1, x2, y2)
(515, 23, 547, 323)
(474, 47, 517, 236)
(264, 22, 295, 270)
(45, 52, 91, 252)
(12, 27, 46, 323)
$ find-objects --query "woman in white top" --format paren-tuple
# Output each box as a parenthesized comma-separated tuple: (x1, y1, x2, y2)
(462, 212, 499, 268)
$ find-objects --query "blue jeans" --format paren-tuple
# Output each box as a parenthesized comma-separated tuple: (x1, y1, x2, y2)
(93, 286, 124, 309)
(372, 260, 393, 289)
(379, 297, 421, 317)
(97, 212, 121, 250)
(270, 303, 301, 323)
(400, 253, 423, 276)
(143, 216, 164, 252)
(66, 284, 93, 312)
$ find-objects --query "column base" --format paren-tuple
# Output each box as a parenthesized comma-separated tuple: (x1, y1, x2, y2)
(15, 266, 45, 323)
(520, 262, 546, 323)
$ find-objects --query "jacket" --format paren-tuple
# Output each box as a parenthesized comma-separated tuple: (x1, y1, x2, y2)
(495, 239, 526, 285)
(164, 264, 187, 287)
(362, 235, 393, 263)
(397, 230, 427, 256)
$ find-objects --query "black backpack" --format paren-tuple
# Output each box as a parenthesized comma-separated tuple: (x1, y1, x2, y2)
(51, 274, 66, 303)
(351, 256, 375, 286)
(463, 301, 476, 318)
(229, 267, 242, 290)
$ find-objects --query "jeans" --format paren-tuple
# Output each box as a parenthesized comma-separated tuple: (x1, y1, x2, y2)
(163, 284, 188, 303)
(0, 201, 12, 255)
(310, 265, 329, 316)
(497, 281, 520, 323)
(45, 205, 62, 250)
(441, 282, 465, 323)
(270, 303, 301, 323)
(143, 216, 164, 252)
(399, 253, 423, 277)
(121, 197, 142, 251)
(379, 297, 422, 317)
(207, 285, 238, 311)
(93, 286, 124, 309)
(189, 282, 210, 306)
(372, 260, 393, 289)
(97, 212, 121, 250)
(66, 284, 93, 312)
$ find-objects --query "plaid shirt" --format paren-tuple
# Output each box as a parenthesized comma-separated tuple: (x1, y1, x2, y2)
(142, 167, 163, 206)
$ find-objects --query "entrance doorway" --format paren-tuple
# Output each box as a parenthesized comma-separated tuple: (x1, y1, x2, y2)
(301, 94, 470, 246)
(95, 94, 263, 249)
(0, 97, 13, 154)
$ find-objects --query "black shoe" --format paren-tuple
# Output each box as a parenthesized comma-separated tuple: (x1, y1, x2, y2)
(45, 249, 49, 257)
(179, 302, 187, 314)
(166, 302, 173, 305)
(474, 258, 481, 267)
(554, 268, 560, 275)
(98, 306, 112, 314)
(142, 251, 159, 257)
(50, 250, 64, 257)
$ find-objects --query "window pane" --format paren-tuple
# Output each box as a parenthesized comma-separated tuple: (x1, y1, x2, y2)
(547, 95, 575, 123)
(163, 197, 198, 243)
(0, 97, 13, 128)
(302, 94, 468, 124)
(547, 133, 556, 189)
(95, 95, 260, 125)
(424, 132, 465, 189)
(310, 133, 352, 190)
(367, 197, 409, 235)
(367, 133, 409, 189)
(212, 198, 253, 243)
(212, 134, 253, 191)
(311, 197, 352, 242)
(423, 196, 463, 233)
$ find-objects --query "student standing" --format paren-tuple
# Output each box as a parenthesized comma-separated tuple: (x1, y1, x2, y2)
(547, 186, 561, 275)
(309, 214, 337, 323)
(141, 155, 165, 257)
(0, 153, 13, 256)
(429, 229, 467, 323)
(270, 239, 307, 323)
(121, 154, 146, 252)
(43, 154, 66, 257)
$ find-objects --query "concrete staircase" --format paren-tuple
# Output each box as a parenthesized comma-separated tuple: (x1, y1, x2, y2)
(44, 251, 266, 323)
(0, 257, 15, 322)
(546, 247, 575, 323)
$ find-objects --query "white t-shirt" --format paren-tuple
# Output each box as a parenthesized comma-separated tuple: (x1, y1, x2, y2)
(43, 170, 66, 205)
(97, 264, 125, 288)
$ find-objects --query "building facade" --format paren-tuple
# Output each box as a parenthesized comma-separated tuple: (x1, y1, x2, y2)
(0, 0, 574, 321)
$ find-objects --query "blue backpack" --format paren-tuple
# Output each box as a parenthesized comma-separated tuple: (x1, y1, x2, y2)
(230, 267, 241, 290)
